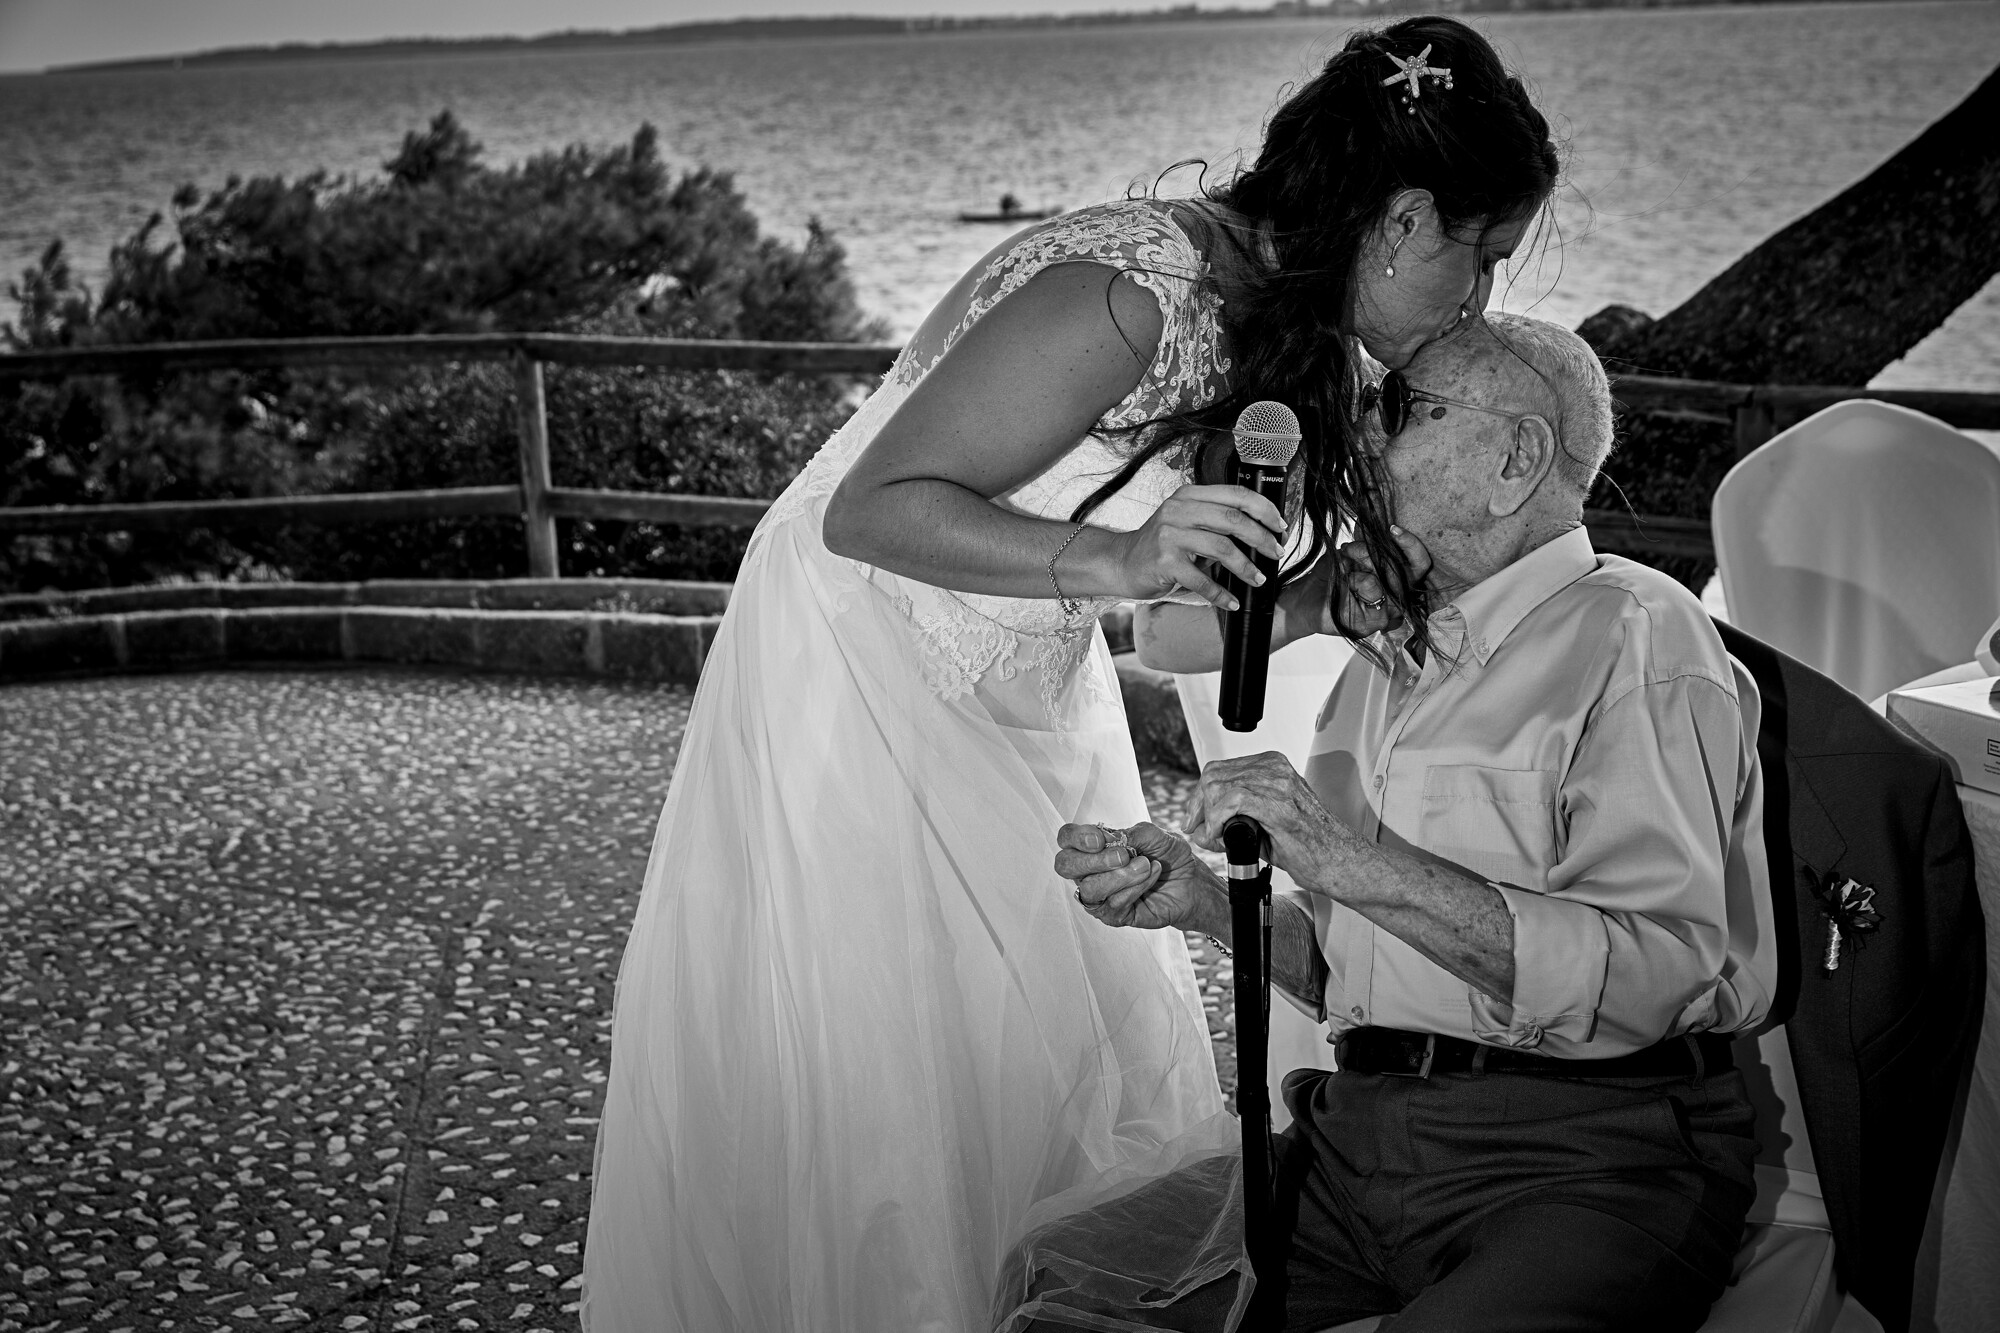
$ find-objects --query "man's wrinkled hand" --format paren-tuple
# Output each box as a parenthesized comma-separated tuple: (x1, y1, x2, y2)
(1331, 524, 1433, 638)
(1055, 821, 1217, 932)
(1186, 752, 1355, 898)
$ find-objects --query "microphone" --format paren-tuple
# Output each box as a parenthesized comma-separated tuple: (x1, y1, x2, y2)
(1219, 401, 1301, 732)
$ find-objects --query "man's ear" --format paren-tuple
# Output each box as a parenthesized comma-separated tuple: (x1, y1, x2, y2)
(1488, 415, 1558, 517)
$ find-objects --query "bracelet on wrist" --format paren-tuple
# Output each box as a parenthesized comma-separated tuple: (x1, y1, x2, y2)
(1047, 522, 1088, 620)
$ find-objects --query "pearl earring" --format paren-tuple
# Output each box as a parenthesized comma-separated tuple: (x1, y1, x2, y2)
(1384, 222, 1415, 278)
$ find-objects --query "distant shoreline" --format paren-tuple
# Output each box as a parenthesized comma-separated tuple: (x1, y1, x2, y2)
(40, 0, 1963, 75)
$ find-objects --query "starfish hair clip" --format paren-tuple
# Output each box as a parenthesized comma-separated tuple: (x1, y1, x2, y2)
(1381, 44, 1455, 115)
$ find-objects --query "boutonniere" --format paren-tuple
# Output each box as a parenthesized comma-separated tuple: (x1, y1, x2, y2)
(1810, 870, 1882, 972)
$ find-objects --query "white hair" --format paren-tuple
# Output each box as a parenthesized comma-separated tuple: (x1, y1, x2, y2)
(1482, 312, 1614, 497)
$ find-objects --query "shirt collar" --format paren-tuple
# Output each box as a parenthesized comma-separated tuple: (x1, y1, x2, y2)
(1432, 525, 1598, 666)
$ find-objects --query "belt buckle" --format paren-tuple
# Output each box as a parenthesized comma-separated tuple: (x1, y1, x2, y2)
(1382, 1032, 1436, 1079)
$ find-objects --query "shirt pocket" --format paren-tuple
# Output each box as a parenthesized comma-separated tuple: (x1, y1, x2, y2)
(1418, 764, 1558, 891)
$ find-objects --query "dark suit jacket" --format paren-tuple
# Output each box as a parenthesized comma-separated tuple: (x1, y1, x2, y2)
(1717, 623, 1985, 1333)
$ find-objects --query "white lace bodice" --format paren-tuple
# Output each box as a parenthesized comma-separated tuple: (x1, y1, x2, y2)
(750, 199, 1231, 720)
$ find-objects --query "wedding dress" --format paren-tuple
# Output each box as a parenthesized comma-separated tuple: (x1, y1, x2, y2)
(582, 200, 1236, 1333)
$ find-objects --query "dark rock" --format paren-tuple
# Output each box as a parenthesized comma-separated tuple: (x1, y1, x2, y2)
(1115, 652, 1197, 774)
(1098, 603, 1135, 655)
(1576, 304, 1654, 354)
(1598, 66, 2000, 385)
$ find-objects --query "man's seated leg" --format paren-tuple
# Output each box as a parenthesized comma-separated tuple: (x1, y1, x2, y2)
(1289, 1065, 1758, 1333)
(1385, 1196, 1735, 1333)
(1001, 1124, 1399, 1333)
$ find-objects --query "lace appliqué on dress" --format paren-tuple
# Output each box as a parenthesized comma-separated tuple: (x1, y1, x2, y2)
(754, 201, 1231, 724)
(888, 203, 1229, 410)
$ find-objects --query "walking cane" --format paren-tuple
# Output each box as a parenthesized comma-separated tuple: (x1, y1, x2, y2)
(1223, 813, 1278, 1327)
(1215, 400, 1300, 1328)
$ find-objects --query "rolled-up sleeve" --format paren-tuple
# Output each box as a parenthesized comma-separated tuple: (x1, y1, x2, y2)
(1469, 671, 1745, 1055)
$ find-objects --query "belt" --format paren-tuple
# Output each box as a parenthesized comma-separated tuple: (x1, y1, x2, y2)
(1334, 1026, 1736, 1081)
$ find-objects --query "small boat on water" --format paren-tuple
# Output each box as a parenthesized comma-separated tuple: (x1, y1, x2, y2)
(957, 193, 1062, 224)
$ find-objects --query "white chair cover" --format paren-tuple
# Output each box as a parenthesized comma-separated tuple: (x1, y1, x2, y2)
(1712, 400, 2000, 704)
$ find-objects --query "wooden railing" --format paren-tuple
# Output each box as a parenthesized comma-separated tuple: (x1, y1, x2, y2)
(4, 334, 1999, 572)
(0, 334, 895, 577)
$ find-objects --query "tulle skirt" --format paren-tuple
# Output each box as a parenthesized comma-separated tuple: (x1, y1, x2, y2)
(991, 1111, 1252, 1333)
(582, 505, 1224, 1333)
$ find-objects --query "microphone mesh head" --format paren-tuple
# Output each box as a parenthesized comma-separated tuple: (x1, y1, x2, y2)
(1233, 401, 1302, 466)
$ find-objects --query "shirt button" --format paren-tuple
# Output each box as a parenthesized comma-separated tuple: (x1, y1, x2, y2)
(1372, 775, 1385, 792)
(1350, 1006, 1366, 1022)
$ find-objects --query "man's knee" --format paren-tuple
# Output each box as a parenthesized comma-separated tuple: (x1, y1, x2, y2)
(1394, 1199, 1737, 1333)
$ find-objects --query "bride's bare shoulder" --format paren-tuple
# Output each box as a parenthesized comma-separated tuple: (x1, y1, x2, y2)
(901, 200, 1188, 376)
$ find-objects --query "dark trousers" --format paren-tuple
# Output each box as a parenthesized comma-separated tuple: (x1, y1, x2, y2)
(1023, 1064, 1758, 1333)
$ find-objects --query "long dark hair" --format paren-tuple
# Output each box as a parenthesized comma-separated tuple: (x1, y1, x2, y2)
(1076, 16, 1559, 644)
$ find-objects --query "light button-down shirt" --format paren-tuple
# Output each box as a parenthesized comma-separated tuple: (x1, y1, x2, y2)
(1282, 527, 1776, 1058)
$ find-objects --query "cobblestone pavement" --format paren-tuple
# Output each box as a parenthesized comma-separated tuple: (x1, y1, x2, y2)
(1, 669, 1234, 1332)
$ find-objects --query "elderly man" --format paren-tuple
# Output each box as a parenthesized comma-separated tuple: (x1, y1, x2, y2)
(1019, 314, 1775, 1333)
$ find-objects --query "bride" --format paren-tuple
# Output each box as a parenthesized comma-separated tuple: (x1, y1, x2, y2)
(582, 17, 1558, 1332)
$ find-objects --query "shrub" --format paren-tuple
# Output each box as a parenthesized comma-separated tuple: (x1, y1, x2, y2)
(1, 112, 880, 592)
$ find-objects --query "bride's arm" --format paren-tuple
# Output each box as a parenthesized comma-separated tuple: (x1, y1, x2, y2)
(1132, 528, 1432, 672)
(821, 262, 1283, 609)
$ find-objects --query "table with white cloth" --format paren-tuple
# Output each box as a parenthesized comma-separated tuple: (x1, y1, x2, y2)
(1913, 779, 2000, 1333)
(1865, 659, 1999, 1332)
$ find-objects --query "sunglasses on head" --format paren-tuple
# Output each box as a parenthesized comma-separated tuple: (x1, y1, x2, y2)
(1360, 369, 1544, 439)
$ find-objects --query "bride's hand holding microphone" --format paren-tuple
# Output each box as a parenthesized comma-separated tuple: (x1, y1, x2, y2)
(1107, 483, 1288, 612)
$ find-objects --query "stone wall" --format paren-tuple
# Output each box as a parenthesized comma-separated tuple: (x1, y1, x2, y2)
(0, 579, 1202, 770)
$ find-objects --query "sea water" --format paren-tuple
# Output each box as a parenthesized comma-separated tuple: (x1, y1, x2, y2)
(3, 0, 1996, 390)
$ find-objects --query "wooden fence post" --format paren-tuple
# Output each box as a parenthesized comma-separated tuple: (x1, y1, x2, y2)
(1733, 392, 1778, 461)
(512, 354, 560, 579)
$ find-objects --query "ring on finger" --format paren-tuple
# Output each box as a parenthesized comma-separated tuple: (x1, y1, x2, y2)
(1361, 595, 1385, 611)
(1095, 825, 1129, 849)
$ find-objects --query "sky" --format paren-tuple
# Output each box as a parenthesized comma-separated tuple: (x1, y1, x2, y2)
(0, 0, 1180, 73)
